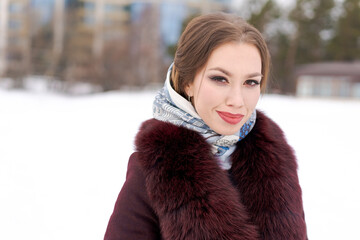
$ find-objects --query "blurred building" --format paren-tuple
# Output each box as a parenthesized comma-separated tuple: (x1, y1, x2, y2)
(78, 0, 231, 55)
(295, 62, 360, 99)
(0, 0, 59, 78)
(0, 0, 8, 77)
(160, 0, 231, 46)
(62, 0, 232, 87)
(0, 0, 232, 85)
(0, 0, 31, 79)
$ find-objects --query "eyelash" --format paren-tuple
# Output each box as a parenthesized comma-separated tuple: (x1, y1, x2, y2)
(245, 79, 260, 86)
(210, 76, 228, 83)
(209, 76, 260, 87)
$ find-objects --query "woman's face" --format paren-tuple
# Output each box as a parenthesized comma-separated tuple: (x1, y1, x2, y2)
(186, 42, 262, 135)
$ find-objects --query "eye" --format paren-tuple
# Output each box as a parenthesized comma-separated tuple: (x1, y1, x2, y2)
(209, 76, 228, 84)
(244, 79, 260, 87)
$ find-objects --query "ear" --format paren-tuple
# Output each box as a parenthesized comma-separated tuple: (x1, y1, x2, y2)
(185, 83, 194, 97)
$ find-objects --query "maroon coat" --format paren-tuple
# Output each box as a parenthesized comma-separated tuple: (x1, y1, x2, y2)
(105, 111, 307, 239)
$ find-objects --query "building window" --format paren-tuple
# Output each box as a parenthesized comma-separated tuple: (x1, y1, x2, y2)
(84, 2, 95, 26)
(338, 80, 351, 97)
(8, 20, 21, 30)
(352, 83, 360, 98)
(297, 76, 313, 97)
(9, 3, 23, 13)
(318, 77, 333, 97)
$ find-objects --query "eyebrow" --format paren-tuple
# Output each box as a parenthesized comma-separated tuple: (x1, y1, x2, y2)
(208, 67, 263, 79)
(209, 67, 232, 77)
(247, 72, 263, 79)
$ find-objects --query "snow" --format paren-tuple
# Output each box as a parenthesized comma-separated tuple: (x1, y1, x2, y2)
(1, 88, 359, 239)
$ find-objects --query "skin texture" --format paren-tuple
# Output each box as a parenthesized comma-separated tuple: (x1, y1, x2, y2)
(185, 42, 262, 135)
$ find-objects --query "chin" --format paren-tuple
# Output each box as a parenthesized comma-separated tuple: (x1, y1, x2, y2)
(210, 119, 245, 136)
(214, 126, 241, 136)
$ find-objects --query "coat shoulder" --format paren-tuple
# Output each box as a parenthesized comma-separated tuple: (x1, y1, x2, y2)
(254, 110, 287, 142)
(251, 110, 297, 167)
(104, 153, 161, 239)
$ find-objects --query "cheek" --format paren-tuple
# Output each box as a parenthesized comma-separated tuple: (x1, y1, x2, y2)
(244, 90, 261, 110)
(195, 83, 222, 111)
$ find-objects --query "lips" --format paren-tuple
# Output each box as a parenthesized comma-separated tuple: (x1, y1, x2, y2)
(216, 111, 244, 125)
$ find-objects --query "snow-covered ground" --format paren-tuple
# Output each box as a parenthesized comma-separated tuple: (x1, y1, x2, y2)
(1, 88, 359, 240)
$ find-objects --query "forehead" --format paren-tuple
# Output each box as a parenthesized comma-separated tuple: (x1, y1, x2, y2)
(205, 42, 262, 73)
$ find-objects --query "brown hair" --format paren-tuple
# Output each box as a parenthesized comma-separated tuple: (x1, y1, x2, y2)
(171, 12, 270, 98)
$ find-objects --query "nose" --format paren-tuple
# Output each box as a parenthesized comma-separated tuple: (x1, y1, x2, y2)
(225, 86, 244, 108)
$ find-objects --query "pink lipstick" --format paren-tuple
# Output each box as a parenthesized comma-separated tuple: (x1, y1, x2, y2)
(216, 111, 244, 125)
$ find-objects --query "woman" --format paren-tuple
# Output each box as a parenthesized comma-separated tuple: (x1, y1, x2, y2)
(105, 13, 307, 240)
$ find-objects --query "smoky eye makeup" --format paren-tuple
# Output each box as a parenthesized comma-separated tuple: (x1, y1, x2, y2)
(244, 79, 261, 86)
(209, 75, 228, 83)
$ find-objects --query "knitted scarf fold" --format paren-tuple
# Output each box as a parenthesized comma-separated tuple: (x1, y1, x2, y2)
(153, 64, 256, 169)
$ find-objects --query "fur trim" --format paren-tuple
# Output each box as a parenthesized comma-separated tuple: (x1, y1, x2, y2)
(231, 111, 307, 239)
(135, 111, 306, 239)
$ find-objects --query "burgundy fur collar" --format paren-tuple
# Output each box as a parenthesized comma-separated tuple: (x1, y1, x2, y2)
(135, 111, 307, 239)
